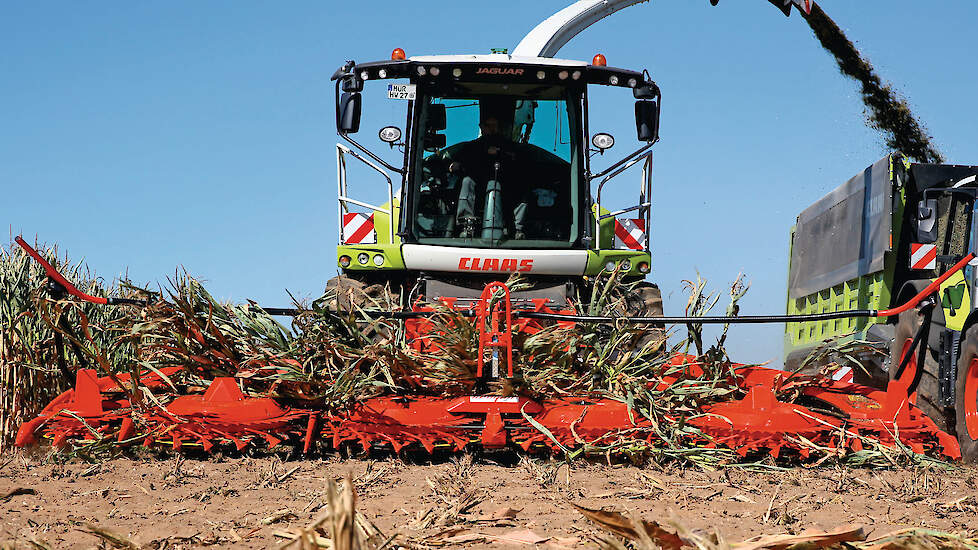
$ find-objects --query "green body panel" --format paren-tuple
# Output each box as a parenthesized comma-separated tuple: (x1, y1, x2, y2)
(373, 199, 400, 246)
(338, 197, 652, 276)
(582, 203, 650, 275)
(337, 199, 406, 271)
(783, 155, 907, 359)
(584, 249, 651, 277)
(593, 205, 615, 250)
(337, 244, 406, 270)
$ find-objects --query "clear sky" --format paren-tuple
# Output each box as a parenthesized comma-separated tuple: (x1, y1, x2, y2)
(3, 1, 977, 366)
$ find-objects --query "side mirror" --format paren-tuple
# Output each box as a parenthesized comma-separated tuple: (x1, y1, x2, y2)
(342, 77, 363, 93)
(427, 103, 447, 131)
(338, 92, 362, 134)
(635, 100, 659, 142)
(916, 198, 938, 243)
(633, 82, 659, 100)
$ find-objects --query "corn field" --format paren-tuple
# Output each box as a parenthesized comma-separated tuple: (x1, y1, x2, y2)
(0, 239, 136, 451)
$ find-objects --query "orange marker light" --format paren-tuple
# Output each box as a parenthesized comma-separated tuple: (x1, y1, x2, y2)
(392, 48, 406, 61)
(592, 53, 607, 67)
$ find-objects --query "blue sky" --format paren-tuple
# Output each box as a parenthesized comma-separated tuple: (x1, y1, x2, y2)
(3, 1, 977, 366)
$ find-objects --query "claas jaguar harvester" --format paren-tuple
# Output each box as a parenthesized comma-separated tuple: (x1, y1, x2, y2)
(328, 41, 663, 323)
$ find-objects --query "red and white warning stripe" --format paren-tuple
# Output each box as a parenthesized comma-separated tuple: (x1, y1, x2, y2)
(832, 366, 854, 383)
(343, 212, 376, 244)
(614, 218, 646, 251)
(910, 243, 937, 270)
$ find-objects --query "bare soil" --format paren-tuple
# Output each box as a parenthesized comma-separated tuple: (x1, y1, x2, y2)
(1, 453, 977, 549)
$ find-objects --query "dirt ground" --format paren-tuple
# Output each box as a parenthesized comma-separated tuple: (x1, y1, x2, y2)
(1, 453, 977, 549)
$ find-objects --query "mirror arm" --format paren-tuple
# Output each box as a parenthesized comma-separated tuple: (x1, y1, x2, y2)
(340, 133, 406, 175)
(588, 142, 654, 181)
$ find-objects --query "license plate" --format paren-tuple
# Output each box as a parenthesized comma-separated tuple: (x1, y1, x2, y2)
(387, 84, 416, 100)
(469, 396, 520, 403)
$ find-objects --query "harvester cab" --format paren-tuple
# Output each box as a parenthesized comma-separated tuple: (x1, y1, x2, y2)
(329, 50, 663, 327)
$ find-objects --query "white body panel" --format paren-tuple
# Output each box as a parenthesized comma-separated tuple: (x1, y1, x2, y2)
(401, 244, 588, 276)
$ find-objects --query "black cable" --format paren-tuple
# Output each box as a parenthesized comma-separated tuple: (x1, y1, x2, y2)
(256, 307, 474, 319)
(515, 310, 878, 324)
(256, 307, 879, 324)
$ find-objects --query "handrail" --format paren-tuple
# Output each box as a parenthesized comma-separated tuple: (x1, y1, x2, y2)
(593, 150, 653, 251)
(599, 202, 652, 220)
(589, 142, 654, 181)
(336, 144, 396, 243)
(340, 133, 405, 174)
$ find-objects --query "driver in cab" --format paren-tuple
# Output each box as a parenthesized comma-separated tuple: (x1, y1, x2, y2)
(418, 98, 570, 242)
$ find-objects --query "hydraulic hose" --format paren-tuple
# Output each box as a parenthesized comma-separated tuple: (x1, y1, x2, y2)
(876, 253, 974, 317)
(14, 236, 147, 306)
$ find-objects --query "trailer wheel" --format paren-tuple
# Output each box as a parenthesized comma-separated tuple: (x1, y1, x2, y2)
(954, 327, 978, 461)
(890, 307, 950, 431)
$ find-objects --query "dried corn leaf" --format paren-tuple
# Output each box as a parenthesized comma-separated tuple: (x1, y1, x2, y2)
(571, 503, 684, 550)
(734, 525, 866, 550)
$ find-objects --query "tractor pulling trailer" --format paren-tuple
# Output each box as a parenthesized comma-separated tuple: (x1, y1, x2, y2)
(785, 154, 978, 459)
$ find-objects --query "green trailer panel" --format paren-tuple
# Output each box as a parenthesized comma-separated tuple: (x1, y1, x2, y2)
(784, 154, 909, 360)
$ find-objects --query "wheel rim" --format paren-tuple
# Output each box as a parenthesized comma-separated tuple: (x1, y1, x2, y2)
(897, 338, 919, 404)
(965, 358, 978, 440)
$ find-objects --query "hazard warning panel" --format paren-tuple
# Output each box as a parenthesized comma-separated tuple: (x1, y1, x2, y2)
(910, 243, 937, 270)
(343, 212, 376, 244)
(614, 218, 646, 251)
(832, 366, 855, 383)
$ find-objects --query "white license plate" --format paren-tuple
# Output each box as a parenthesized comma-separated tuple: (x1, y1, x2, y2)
(387, 84, 416, 100)
(469, 396, 520, 403)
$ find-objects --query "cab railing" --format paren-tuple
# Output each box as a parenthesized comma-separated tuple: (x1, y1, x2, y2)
(593, 150, 652, 252)
(336, 143, 396, 243)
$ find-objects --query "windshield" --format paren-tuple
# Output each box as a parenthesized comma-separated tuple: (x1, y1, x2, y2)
(411, 83, 581, 248)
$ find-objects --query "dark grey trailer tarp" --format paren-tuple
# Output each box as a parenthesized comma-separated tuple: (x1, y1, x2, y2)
(788, 156, 894, 299)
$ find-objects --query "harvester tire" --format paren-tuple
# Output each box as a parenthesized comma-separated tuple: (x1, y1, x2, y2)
(621, 282, 666, 354)
(890, 307, 949, 432)
(324, 275, 398, 342)
(953, 326, 978, 462)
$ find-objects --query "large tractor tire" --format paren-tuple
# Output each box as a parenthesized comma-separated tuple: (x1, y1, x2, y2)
(889, 307, 950, 431)
(954, 326, 978, 462)
(619, 282, 666, 355)
(324, 275, 399, 342)
(324, 275, 396, 312)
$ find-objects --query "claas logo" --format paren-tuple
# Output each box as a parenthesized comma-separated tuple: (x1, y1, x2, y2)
(458, 257, 533, 272)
